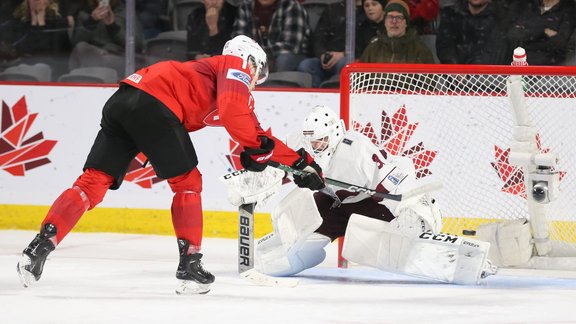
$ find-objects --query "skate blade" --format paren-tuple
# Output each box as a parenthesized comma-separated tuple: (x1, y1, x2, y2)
(16, 255, 35, 288)
(175, 279, 211, 295)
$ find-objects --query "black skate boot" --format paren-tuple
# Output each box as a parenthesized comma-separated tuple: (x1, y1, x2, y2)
(175, 239, 214, 295)
(17, 223, 57, 287)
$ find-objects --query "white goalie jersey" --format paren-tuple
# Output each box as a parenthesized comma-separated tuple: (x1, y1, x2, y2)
(288, 130, 417, 210)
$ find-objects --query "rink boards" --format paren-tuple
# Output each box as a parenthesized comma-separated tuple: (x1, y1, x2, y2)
(1, 83, 575, 240)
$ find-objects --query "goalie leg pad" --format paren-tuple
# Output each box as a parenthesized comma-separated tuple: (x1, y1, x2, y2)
(476, 219, 534, 267)
(255, 188, 326, 276)
(271, 188, 323, 247)
(343, 214, 491, 285)
(256, 232, 330, 276)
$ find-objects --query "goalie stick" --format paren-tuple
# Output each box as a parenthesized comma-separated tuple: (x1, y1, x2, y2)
(268, 162, 442, 201)
(238, 202, 298, 288)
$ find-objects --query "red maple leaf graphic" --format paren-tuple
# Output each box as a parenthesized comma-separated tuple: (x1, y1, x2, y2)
(225, 137, 244, 171)
(491, 134, 566, 198)
(226, 128, 292, 184)
(124, 152, 165, 188)
(353, 105, 437, 179)
(226, 128, 274, 172)
(0, 97, 57, 175)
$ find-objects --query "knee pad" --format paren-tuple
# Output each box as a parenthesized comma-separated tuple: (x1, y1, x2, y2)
(73, 168, 114, 209)
(256, 232, 330, 277)
(168, 168, 202, 193)
(286, 233, 330, 275)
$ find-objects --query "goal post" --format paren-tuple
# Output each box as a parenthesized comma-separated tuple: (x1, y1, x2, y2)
(337, 62, 576, 270)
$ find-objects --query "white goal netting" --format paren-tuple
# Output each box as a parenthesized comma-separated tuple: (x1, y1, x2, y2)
(341, 63, 576, 261)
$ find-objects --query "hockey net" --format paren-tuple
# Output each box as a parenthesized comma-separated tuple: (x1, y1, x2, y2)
(339, 62, 576, 269)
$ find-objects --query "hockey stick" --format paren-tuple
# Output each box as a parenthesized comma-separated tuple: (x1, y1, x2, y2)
(269, 162, 442, 201)
(238, 202, 298, 288)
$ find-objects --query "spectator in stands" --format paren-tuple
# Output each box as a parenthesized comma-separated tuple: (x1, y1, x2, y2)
(0, 0, 22, 64)
(506, 0, 576, 66)
(360, 0, 435, 63)
(404, 0, 440, 35)
(232, 0, 311, 72)
(357, 0, 439, 56)
(58, 0, 80, 31)
(356, 0, 385, 58)
(3, 0, 72, 79)
(436, 0, 509, 65)
(68, 0, 144, 78)
(137, 0, 169, 40)
(296, 0, 365, 88)
(1, 1, 21, 25)
(187, 0, 237, 60)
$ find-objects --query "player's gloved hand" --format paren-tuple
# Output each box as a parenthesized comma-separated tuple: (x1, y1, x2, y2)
(291, 148, 325, 190)
(240, 136, 275, 172)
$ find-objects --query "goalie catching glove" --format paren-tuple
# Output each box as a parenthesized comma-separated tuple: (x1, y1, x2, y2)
(393, 193, 443, 237)
(240, 136, 275, 172)
(292, 148, 325, 191)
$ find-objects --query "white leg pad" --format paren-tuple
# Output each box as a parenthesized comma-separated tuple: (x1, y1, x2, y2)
(255, 188, 326, 276)
(342, 214, 492, 285)
(476, 219, 534, 266)
(256, 232, 330, 276)
(271, 188, 323, 247)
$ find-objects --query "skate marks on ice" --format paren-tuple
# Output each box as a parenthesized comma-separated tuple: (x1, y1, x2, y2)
(2, 231, 576, 324)
(295, 266, 576, 289)
(2, 230, 576, 291)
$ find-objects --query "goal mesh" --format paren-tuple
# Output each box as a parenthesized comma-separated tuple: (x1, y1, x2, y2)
(340, 63, 576, 258)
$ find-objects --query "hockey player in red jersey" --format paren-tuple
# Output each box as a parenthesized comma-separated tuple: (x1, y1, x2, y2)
(16, 35, 325, 294)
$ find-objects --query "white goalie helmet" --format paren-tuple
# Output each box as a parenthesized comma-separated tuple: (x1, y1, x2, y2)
(222, 35, 269, 85)
(302, 105, 346, 166)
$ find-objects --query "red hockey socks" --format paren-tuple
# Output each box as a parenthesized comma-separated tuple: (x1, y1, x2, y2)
(41, 168, 113, 245)
(171, 191, 204, 253)
(42, 187, 90, 245)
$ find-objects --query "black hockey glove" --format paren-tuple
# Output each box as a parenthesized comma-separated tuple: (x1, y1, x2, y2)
(292, 148, 325, 190)
(240, 136, 275, 172)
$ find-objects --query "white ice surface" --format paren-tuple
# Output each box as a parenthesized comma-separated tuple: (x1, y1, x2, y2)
(2, 230, 576, 324)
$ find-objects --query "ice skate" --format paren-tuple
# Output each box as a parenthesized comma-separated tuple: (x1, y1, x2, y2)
(175, 239, 215, 295)
(481, 259, 498, 279)
(17, 223, 57, 288)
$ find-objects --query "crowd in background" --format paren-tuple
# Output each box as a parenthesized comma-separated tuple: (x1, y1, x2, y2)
(0, 0, 575, 87)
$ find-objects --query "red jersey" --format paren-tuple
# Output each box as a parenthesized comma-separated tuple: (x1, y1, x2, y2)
(121, 55, 300, 166)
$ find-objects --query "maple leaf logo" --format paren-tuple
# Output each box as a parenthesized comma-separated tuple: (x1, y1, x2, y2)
(353, 105, 438, 179)
(226, 127, 275, 172)
(124, 152, 165, 188)
(491, 133, 566, 198)
(0, 97, 57, 175)
(225, 136, 244, 172)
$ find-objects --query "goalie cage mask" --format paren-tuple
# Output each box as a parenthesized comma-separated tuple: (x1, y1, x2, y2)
(302, 105, 346, 166)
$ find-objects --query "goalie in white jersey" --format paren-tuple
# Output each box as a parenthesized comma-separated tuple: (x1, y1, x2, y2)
(253, 105, 497, 285)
